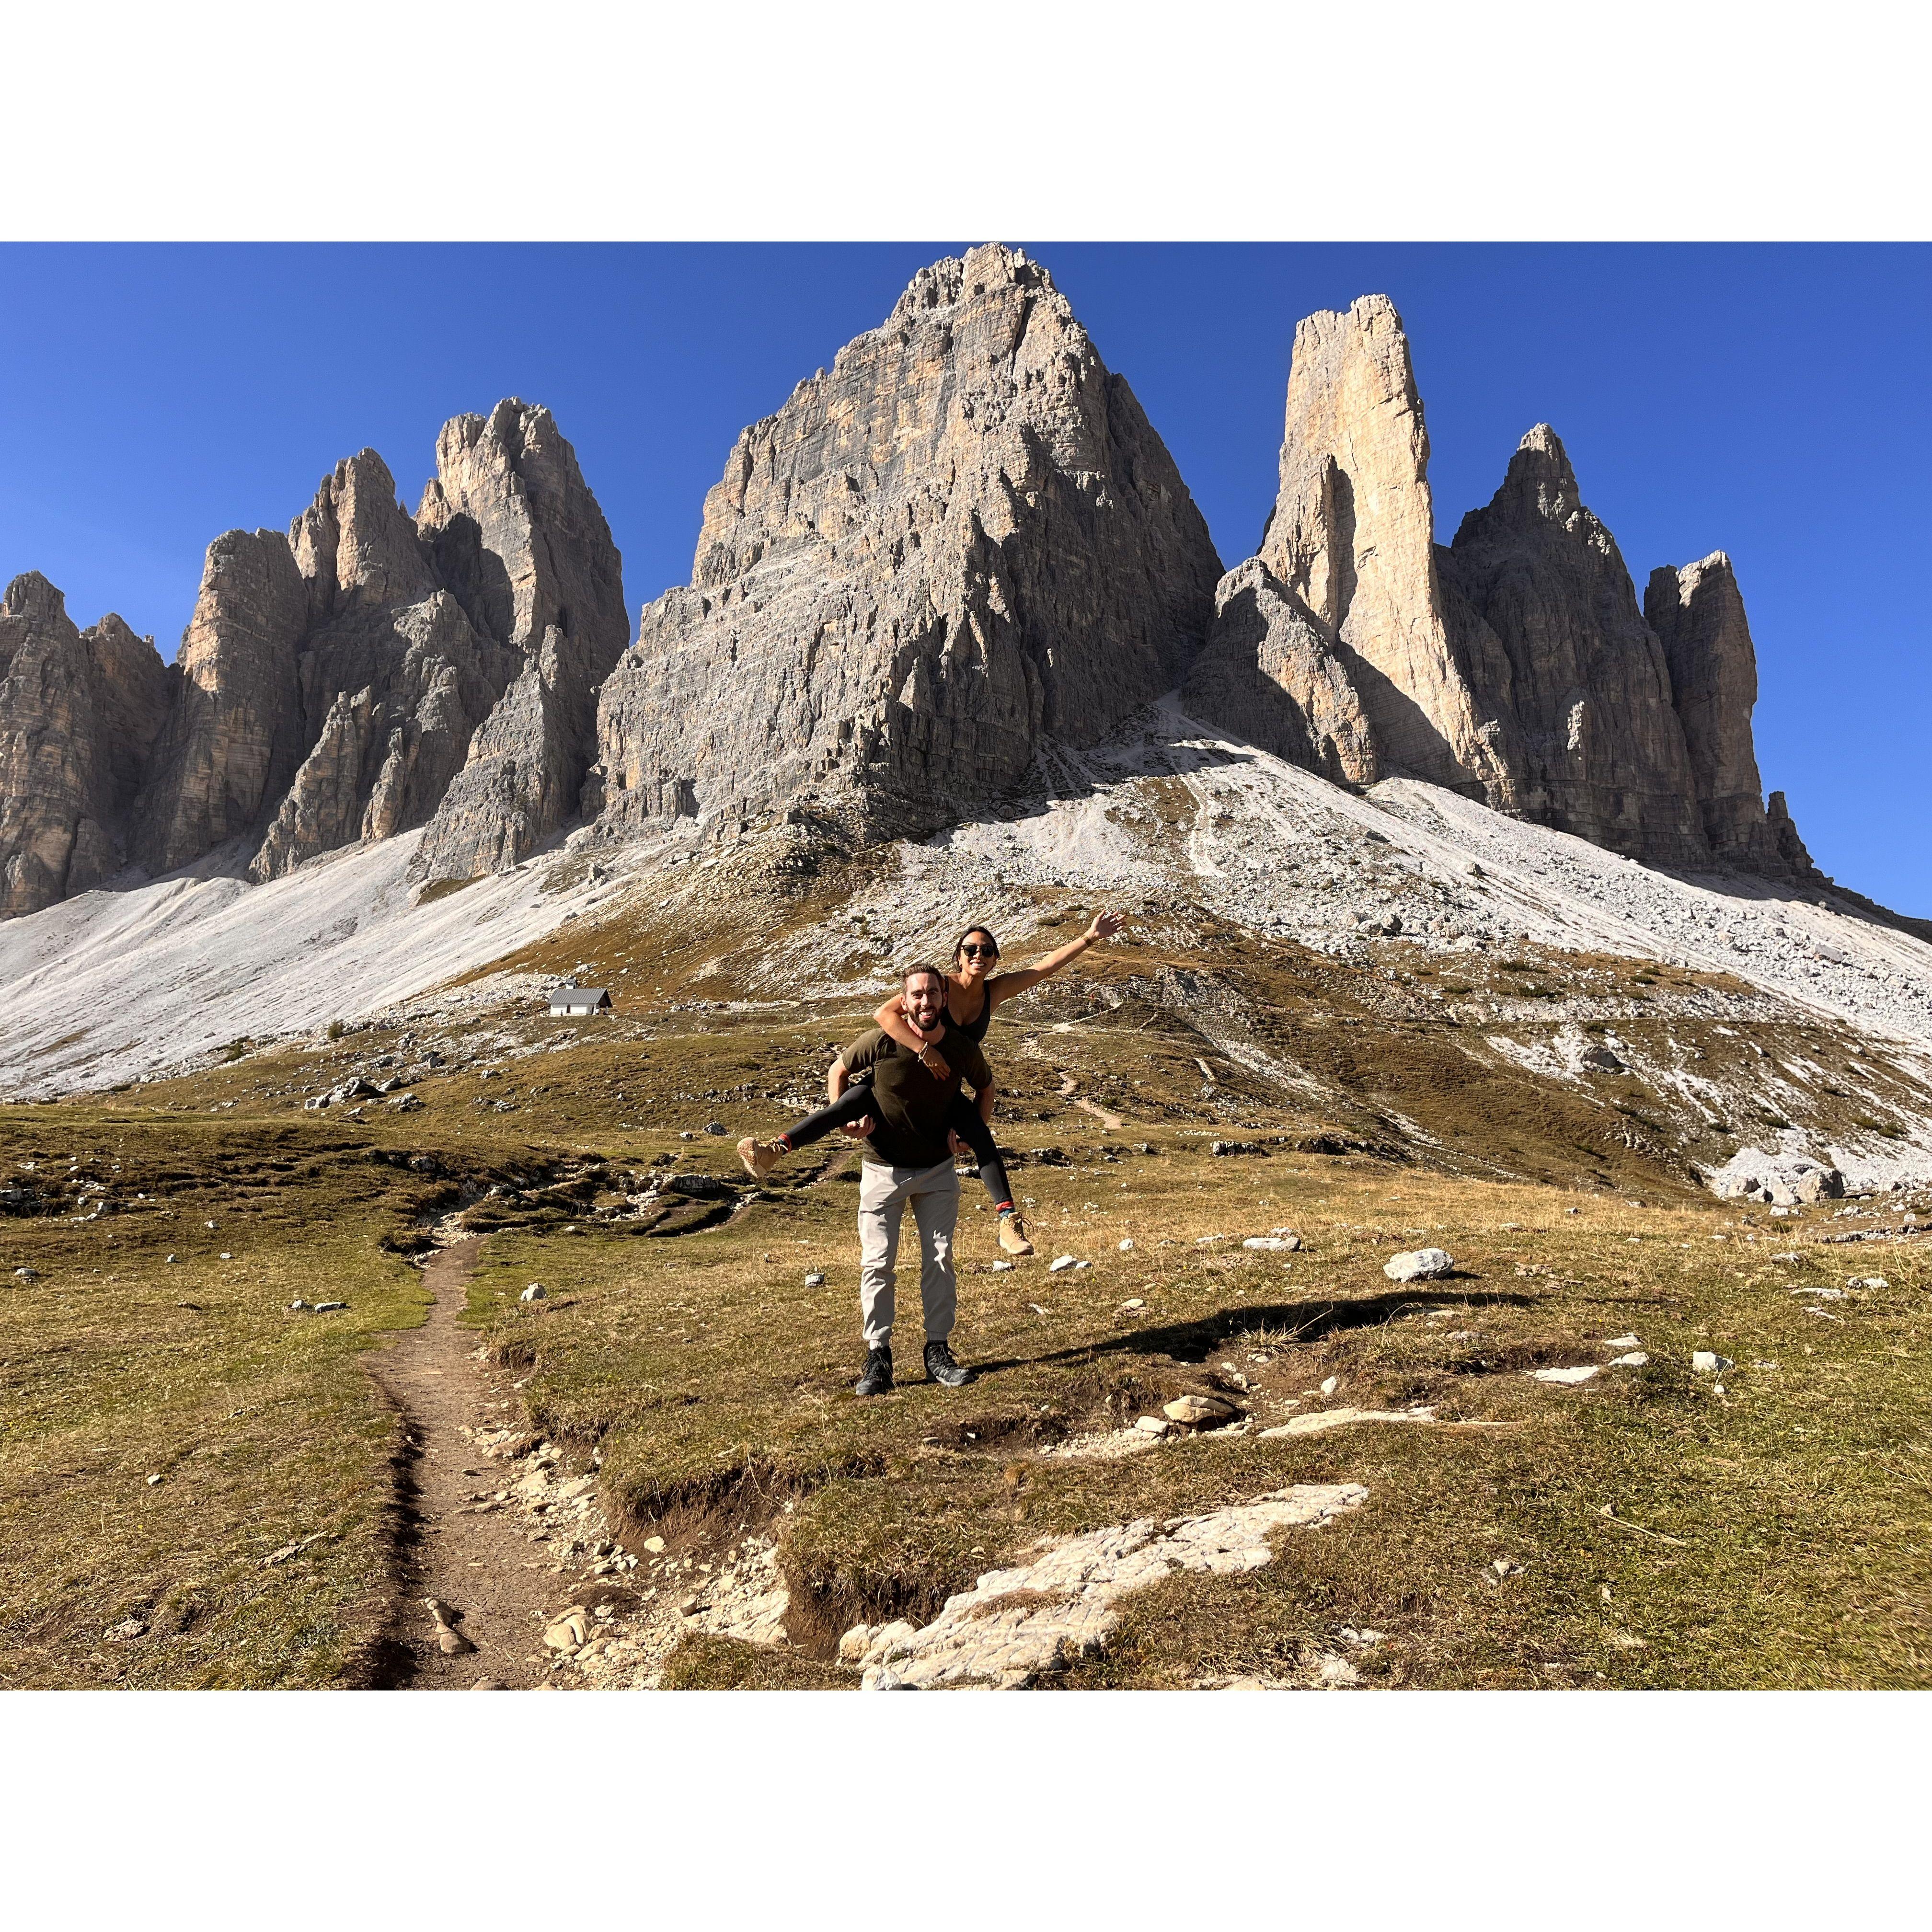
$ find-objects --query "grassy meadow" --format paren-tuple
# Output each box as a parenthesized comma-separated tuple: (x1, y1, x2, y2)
(4, 931, 1928, 1689)
(475, 1140, 1932, 1689)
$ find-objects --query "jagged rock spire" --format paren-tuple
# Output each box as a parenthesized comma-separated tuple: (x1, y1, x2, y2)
(410, 402, 629, 882)
(0, 262, 1831, 919)
(1189, 294, 1521, 806)
(1191, 297, 1806, 885)
(122, 402, 625, 895)
(1644, 552, 1788, 874)
(1260, 295, 1520, 800)
(133, 531, 310, 874)
(0, 574, 169, 915)
(1440, 422, 1709, 864)
(591, 242, 1222, 844)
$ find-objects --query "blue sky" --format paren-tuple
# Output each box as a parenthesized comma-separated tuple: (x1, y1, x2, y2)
(0, 243, 1925, 913)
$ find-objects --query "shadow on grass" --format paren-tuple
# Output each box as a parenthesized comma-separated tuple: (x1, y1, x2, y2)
(972, 1285, 1535, 1374)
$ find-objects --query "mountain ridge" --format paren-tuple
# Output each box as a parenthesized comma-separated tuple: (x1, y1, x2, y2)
(1185, 294, 1819, 886)
(0, 247, 1869, 933)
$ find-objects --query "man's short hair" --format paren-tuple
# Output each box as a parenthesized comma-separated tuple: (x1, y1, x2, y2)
(902, 962, 948, 990)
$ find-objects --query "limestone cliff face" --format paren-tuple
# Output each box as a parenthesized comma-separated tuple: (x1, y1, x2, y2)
(1643, 552, 1787, 874)
(1767, 791, 1823, 882)
(1189, 294, 1518, 804)
(128, 403, 623, 892)
(86, 613, 174, 819)
(250, 449, 523, 884)
(410, 403, 630, 881)
(134, 529, 310, 873)
(1439, 425, 1709, 864)
(0, 574, 170, 915)
(1184, 559, 1382, 787)
(1257, 296, 1519, 802)
(591, 243, 1222, 843)
(288, 447, 438, 619)
(0, 267, 1826, 918)
(1192, 292, 1809, 882)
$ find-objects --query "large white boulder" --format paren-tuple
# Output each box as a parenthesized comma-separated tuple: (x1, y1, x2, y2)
(1384, 1247, 1454, 1282)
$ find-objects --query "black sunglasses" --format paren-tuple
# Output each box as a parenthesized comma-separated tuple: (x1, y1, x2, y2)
(959, 943, 998, 959)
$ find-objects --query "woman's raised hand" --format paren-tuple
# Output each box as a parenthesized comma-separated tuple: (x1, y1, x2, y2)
(1084, 909, 1126, 944)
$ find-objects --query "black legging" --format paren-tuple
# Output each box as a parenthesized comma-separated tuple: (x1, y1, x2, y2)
(782, 1082, 1014, 1211)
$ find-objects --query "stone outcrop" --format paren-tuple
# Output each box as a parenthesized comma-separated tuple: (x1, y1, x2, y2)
(1643, 552, 1787, 873)
(0, 575, 170, 916)
(1707, 1146, 1842, 1205)
(591, 243, 1222, 844)
(1188, 296, 1518, 805)
(1439, 425, 1708, 864)
(87, 613, 175, 813)
(1767, 790, 1823, 883)
(1183, 559, 1381, 786)
(1191, 292, 1812, 881)
(245, 450, 525, 883)
(134, 530, 310, 873)
(412, 403, 630, 881)
(126, 402, 623, 894)
(0, 260, 1830, 921)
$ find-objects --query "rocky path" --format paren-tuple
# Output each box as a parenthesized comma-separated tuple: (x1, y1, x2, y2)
(366, 1237, 578, 1688)
(365, 1231, 801, 1690)
(358, 1236, 1410, 1691)
(1050, 1065, 1125, 1132)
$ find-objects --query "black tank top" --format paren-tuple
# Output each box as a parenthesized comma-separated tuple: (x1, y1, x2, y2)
(947, 982, 993, 1043)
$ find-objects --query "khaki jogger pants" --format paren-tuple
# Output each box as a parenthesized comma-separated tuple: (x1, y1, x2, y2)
(857, 1158, 960, 1349)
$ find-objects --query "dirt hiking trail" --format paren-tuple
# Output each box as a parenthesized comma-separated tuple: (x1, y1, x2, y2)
(366, 1237, 565, 1689)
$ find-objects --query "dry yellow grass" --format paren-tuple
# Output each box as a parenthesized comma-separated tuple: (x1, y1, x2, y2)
(475, 1135, 1932, 1689)
(0, 1114, 435, 1687)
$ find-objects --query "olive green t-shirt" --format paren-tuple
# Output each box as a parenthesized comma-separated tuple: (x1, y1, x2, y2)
(840, 1024, 992, 1169)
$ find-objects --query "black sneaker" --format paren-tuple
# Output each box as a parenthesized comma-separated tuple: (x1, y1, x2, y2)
(855, 1346, 893, 1397)
(924, 1339, 970, 1388)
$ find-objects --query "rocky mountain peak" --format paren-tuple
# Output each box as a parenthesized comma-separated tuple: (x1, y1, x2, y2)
(1643, 550, 1790, 875)
(3, 569, 69, 631)
(0, 573, 171, 915)
(1258, 294, 1428, 629)
(1452, 423, 1607, 559)
(885, 241, 1048, 327)
(1441, 424, 1707, 863)
(409, 400, 629, 884)
(1189, 292, 1520, 806)
(117, 401, 624, 894)
(1500, 421, 1580, 506)
(82, 613, 172, 825)
(1767, 790, 1822, 882)
(592, 242, 1220, 846)
(290, 448, 436, 619)
(1190, 297, 1815, 883)
(0, 257, 1837, 923)
(132, 529, 310, 874)
(417, 399, 617, 653)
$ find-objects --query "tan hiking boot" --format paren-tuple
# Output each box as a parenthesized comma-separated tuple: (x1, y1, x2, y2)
(998, 1211, 1035, 1257)
(737, 1135, 787, 1183)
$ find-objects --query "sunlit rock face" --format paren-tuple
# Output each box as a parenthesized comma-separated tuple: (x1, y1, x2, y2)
(592, 243, 1223, 844)
(1439, 423, 1708, 865)
(1192, 291, 1810, 880)
(123, 403, 625, 891)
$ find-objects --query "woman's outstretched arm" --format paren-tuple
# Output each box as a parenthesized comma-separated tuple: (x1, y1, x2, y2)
(984, 910, 1125, 1009)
